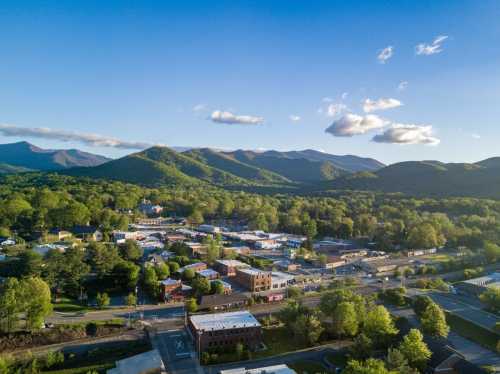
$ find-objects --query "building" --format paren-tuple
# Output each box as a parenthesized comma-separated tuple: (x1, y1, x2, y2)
(314, 256, 346, 269)
(271, 272, 295, 290)
(33, 243, 68, 257)
(222, 246, 251, 257)
(196, 269, 220, 280)
(210, 280, 232, 294)
(274, 260, 301, 272)
(160, 278, 192, 302)
(71, 226, 103, 241)
(48, 229, 72, 241)
(198, 293, 249, 311)
(188, 311, 262, 352)
(456, 272, 500, 296)
(186, 242, 208, 257)
(254, 239, 280, 250)
(107, 349, 166, 374)
(404, 248, 437, 257)
(215, 259, 250, 276)
(220, 364, 296, 374)
(138, 200, 163, 216)
(178, 262, 207, 274)
(283, 248, 297, 259)
(235, 267, 272, 292)
(197, 224, 222, 234)
(286, 237, 306, 248)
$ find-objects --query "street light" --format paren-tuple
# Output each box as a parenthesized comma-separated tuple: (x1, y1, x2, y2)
(198, 330, 204, 363)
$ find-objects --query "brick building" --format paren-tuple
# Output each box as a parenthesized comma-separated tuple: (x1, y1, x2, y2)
(215, 259, 250, 276)
(188, 311, 262, 352)
(235, 267, 272, 292)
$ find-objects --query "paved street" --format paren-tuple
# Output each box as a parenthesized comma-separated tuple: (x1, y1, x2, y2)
(151, 329, 204, 374)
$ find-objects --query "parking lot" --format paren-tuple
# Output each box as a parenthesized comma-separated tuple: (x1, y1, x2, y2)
(152, 329, 203, 374)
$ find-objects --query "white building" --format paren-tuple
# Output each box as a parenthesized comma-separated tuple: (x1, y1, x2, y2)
(220, 364, 296, 374)
(107, 349, 165, 374)
(271, 271, 295, 290)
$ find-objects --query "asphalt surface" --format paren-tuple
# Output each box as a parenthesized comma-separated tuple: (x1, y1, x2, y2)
(151, 329, 204, 374)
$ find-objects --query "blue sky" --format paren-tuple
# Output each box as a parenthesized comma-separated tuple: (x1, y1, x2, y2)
(0, 0, 499, 164)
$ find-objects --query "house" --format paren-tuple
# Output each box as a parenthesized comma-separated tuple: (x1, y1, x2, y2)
(146, 253, 166, 267)
(274, 260, 301, 272)
(314, 256, 346, 269)
(33, 243, 68, 257)
(160, 278, 192, 302)
(198, 293, 250, 312)
(178, 262, 207, 274)
(138, 199, 163, 216)
(186, 242, 208, 258)
(235, 267, 272, 292)
(196, 269, 220, 280)
(220, 365, 296, 374)
(188, 311, 262, 352)
(214, 259, 250, 276)
(113, 231, 143, 243)
(222, 246, 251, 257)
(210, 280, 232, 295)
(71, 226, 103, 241)
(106, 349, 166, 374)
(165, 234, 186, 243)
(48, 229, 72, 241)
(254, 239, 280, 250)
(286, 237, 306, 248)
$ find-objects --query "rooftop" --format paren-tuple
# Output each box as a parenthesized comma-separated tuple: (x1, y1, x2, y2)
(237, 267, 271, 276)
(160, 278, 180, 286)
(197, 269, 219, 277)
(461, 272, 500, 286)
(190, 310, 260, 331)
(220, 365, 295, 374)
(106, 349, 164, 374)
(216, 259, 249, 267)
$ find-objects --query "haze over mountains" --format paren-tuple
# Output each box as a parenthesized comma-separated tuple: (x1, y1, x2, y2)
(3, 141, 500, 199)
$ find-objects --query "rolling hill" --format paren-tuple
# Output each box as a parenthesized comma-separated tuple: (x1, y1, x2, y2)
(314, 159, 500, 199)
(65, 146, 386, 187)
(0, 141, 110, 171)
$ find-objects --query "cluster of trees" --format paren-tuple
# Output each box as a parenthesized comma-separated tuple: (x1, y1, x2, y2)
(412, 295, 450, 338)
(276, 289, 438, 374)
(479, 288, 500, 313)
(0, 277, 52, 332)
(2, 174, 500, 254)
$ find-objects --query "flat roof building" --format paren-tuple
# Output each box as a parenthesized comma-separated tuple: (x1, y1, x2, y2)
(188, 311, 262, 352)
(215, 259, 250, 276)
(235, 267, 272, 292)
(220, 364, 296, 374)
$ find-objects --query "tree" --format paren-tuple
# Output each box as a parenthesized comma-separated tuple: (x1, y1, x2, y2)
(386, 348, 417, 374)
(398, 329, 431, 372)
(412, 295, 434, 317)
(350, 333, 373, 360)
(185, 298, 198, 313)
(480, 287, 500, 313)
(143, 266, 159, 299)
(121, 240, 143, 262)
(287, 286, 302, 299)
(292, 313, 323, 345)
(21, 277, 53, 330)
(421, 302, 449, 338)
(0, 277, 22, 332)
(86, 242, 121, 278)
(344, 358, 392, 374)
(183, 267, 196, 281)
(332, 301, 358, 337)
(155, 263, 170, 279)
(484, 241, 500, 263)
(18, 250, 43, 277)
(407, 223, 443, 249)
(192, 277, 211, 297)
(125, 292, 137, 307)
(211, 280, 225, 295)
(96, 292, 110, 309)
(362, 305, 398, 346)
(111, 261, 140, 291)
(168, 261, 180, 273)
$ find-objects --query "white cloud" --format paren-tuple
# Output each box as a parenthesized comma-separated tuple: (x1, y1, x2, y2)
(0, 124, 154, 150)
(325, 113, 388, 137)
(416, 35, 448, 55)
(398, 81, 408, 91)
(322, 97, 334, 103)
(210, 110, 264, 125)
(341, 92, 348, 100)
(377, 46, 394, 64)
(372, 124, 440, 145)
(471, 133, 481, 139)
(289, 115, 301, 122)
(326, 103, 347, 117)
(193, 103, 208, 112)
(363, 98, 403, 113)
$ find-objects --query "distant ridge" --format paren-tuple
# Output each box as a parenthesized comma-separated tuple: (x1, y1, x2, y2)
(0, 141, 111, 171)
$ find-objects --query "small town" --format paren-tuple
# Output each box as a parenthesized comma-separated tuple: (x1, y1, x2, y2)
(1, 196, 500, 374)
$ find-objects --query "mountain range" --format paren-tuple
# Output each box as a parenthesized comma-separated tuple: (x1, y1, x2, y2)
(0, 141, 110, 171)
(3, 140, 500, 199)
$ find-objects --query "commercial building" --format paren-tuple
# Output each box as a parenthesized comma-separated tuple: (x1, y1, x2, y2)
(456, 272, 500, 296)
(235, 267, 272, 292)
(210, 279, 232, 294)
(215, 259, 250, 276)
(178, 262, 207, 274)
(271, 271, 295, 290)
(196, 269, 220, 280)
(106, 349, 165, 374)
(198, 293, 249, 311)
(314, 256, 346, 269)
(188, 311, 262, 352)
(220, 364, 296, 374)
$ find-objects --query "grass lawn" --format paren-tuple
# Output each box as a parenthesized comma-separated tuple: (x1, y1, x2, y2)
(289, 360, 332, 374)
(254, 326, 309, 358)
(446, 312, 500, 351)
(53, 298, 93, 313)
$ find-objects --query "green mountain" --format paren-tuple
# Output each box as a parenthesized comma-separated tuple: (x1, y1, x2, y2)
(0, 163, 33, 174)
(0, 141, 110, 171)
(314, 159, 500, 198)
